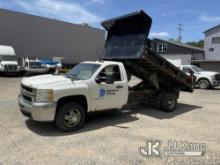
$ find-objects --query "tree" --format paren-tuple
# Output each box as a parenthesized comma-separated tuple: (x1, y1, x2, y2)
(186, 40, 204, 48)
(168, 38, 178, 42)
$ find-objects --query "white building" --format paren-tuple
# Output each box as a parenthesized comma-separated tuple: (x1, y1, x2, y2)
(204, 25, 220, 60)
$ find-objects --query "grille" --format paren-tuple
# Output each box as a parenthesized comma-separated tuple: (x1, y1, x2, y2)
(4, 65, 17, 71)
(22, 95, 32, 102)
(215, 74, 220, 80)
(21, 84, 33, 93)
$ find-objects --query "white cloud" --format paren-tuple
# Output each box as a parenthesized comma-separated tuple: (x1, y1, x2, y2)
(162, 10, 195, 17)
(90, 0, 105, 4)
(149, 32, 170, 38)
(199, 14, 220, 23)
(14, 0, 102, 25)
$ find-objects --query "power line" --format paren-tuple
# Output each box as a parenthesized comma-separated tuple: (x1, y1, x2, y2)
(177, 23, 183, 43)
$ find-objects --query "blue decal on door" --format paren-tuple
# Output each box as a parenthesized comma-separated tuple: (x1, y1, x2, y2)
(99, 88, 106, 97)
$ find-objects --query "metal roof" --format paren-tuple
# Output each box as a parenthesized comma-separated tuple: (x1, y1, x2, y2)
(154, 38, 204, 52)
(203, 24, 220, 33)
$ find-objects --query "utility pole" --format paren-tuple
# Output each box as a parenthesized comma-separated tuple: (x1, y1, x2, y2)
(177, 23, 183, 43)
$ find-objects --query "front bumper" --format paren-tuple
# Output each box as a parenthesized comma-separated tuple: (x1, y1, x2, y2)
(18, 95, 57, 121)
(211, 80, 220, 87)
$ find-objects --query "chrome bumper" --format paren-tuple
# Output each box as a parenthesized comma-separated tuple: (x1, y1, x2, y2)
(211, 80, 220, 86)
(18, 95, 57, 122)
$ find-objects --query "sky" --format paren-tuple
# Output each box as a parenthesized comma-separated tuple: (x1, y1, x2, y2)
(0, 0, 220, 42)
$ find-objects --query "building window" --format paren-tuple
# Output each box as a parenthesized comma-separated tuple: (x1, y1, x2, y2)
(157, 43, 167, 52)
(209, 48, 214, 52)
(212, 37, 220, 44)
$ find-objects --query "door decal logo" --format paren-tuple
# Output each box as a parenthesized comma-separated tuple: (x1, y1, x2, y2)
(99, 88, 106, 97)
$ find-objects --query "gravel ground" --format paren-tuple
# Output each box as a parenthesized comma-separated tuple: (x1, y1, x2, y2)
(0, 76, 219, 165)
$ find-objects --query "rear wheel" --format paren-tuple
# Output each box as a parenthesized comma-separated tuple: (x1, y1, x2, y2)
(55, 102, 86, 132)
(198, 79, 210, 89)
(157, 92, 177, 112)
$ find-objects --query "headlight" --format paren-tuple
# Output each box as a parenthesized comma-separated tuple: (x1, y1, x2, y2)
(36, 89, 53, 102)
(0, 64, 3, 70)
(211, 75, 216, 81)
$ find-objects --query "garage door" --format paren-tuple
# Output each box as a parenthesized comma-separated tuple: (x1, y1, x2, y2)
(167, 59, 182, 66)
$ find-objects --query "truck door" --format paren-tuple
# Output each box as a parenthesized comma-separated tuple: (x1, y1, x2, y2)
(90, 64, 128, 111)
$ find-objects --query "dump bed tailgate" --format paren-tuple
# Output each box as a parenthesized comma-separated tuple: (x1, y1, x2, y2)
(102, 10, 151, 59)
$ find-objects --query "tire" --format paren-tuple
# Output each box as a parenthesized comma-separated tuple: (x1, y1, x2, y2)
(157, 92, 177, 112)
(55, 102, 86, 132)
(25, 71, 30, 76)
(198, 79, 210, 89)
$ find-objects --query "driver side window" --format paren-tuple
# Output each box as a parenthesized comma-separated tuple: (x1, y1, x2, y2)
(98, 65, 121, 82)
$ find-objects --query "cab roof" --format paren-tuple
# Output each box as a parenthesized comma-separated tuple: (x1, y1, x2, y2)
(0, 45, 15, 56)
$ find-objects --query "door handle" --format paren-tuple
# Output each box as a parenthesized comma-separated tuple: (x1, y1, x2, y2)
(116, 85, 123, 89)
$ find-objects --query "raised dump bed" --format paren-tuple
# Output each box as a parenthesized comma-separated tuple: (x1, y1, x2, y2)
(101, 10, 193, 92)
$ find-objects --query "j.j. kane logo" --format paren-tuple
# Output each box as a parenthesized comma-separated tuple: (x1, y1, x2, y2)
(139, 140, 207, 158)
(139, 140, 162, 158)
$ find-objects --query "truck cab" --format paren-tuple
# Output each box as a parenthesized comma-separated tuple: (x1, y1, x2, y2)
(0, 45, 19, 74)
(180, 65, 220, 89)
(19, 61, 129, 131)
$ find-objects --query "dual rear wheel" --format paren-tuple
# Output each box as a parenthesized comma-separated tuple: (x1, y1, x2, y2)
(157, 92, 177, 112)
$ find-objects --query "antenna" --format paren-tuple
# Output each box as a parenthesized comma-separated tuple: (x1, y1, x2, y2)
(177, 23, 183, 43)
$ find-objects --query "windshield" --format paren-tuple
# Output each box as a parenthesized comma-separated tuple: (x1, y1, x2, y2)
(191, 65, 203, 72)
(0, 55, 17, 61)
(65, 63, 101, 80)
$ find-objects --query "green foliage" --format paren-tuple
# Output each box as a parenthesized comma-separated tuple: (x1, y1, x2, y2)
(186, 40, 204, 48)
(168, 38, 178, 42)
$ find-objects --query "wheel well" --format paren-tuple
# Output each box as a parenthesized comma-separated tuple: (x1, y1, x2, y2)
(56, 95, 88, 113)
(197, 78, 210, 84)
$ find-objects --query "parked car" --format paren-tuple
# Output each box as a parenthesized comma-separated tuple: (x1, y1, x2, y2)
(180, 65, 220, 89)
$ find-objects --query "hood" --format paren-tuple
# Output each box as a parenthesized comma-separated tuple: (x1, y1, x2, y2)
(0, 61, 18, 65)
(21, 74, 74, 89)
(195, 71, 219, 76)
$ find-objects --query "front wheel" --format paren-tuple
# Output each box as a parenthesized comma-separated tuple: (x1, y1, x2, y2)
(198, 79, 210, 89)
(55, 102, 86, 132)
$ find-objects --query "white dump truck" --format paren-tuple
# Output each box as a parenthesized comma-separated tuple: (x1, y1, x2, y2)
(18, 11, 193, 131)
(180, 65, 220, 89)
(0, 45, 19, 74)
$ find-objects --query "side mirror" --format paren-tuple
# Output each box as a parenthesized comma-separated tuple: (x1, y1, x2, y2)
(95, 76, 114, 84)
(189, 70, 194, 75)
(105, 78, 114, 84)
(95, 77, 103, 84)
